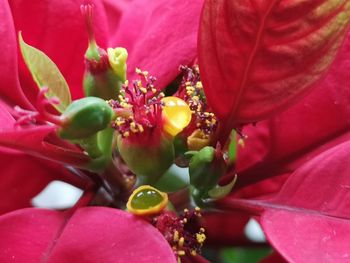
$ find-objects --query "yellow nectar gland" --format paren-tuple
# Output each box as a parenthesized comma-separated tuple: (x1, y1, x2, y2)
(127, 185, 168, 216)
(187, 129, 211, 151)
(162, 97, 192, 137)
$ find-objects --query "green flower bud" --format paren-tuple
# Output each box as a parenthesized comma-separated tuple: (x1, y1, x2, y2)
(83, 66, 123, 100)
(58, 97, 114, 140)
(117, 135, 175, 184)
(81, 5, 126, 100)
(189, 146, 226, 192)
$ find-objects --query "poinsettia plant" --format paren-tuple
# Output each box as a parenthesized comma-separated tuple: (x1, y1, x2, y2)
(1, 0, 350, 262)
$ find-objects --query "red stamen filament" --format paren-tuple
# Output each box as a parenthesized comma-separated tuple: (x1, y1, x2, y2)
(80, 4, 96, 45)
(36, 87, 64, 125)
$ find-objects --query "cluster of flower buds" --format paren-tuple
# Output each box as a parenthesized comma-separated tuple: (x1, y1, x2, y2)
(17, 5, 241, 259)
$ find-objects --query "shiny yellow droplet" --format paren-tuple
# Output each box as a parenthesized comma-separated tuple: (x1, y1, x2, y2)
(162, 96, 192, 137)
(126, 185, 168, 216)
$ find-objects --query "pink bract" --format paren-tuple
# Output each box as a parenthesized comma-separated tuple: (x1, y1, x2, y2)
(0, 207, 176, 263)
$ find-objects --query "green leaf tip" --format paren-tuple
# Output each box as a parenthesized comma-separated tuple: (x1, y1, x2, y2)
(19, 31, 71, 113)
(208, 174, 237, 199)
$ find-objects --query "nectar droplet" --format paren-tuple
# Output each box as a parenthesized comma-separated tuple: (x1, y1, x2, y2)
(127, 185, 168, 216)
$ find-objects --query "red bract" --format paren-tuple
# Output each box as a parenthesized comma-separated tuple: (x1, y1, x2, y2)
(219, 141, 350, 262)
(235, 29, 350, 195)
(0, 207, 176, 263)
(111, 0, 203, 90)
(198, 0, 350, 131)
(9, 0, 109, 103)
(0, 0, 31, 108)
(196, 1, 350, 259)
(243, 141, 350, 262)
(2, 0, 350, 261)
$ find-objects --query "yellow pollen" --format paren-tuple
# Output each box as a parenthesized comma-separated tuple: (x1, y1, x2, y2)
(123, 131, 130, 137)
(135, 68, 142, 74)
(195, 207, 201, 212)
(120, 102, 131, 108)
(185, 81, 191, 86)
(196, 81, 203, 89)
(151, 88, 157, 93)
(182, 218, 188, 224)
(177, 250, 186, 256)
(140, 87, 147, 94)
(130, 122, 139, 133)
(138, 124, 144, 132)
(184, 208, 189, 213)
(196, 233, 206, 244)
(173, 230, 179, 242)
(178, 237, 185, 247)
(191, 250, 197, 256)
(116, 119, 125, 126)
(124, 80, 129, 86)
(238, 138, 246, 148)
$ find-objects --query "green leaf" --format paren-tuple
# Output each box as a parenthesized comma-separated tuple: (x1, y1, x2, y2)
(208, 174, 237, 199)
(228, 130, 237, 164)
(19, 32, 71, 112)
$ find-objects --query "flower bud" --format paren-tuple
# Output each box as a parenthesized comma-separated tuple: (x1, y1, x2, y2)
(117, 134, 175, 183)
(81, 4, 126, 100)
(58, 97, 114, 140)
(189, 146, 226, 192)
(83, 61, 124, 100)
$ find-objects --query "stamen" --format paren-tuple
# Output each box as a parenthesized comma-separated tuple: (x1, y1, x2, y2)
(109, 69, 163, 138)
(177, 65, 218, 137)
(14, 88, 64, 127)
(36, 87, 63, 125)
(14, 106, 39, 126)
(80, 4, 96, 45)
(153, 207, 206, 259)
